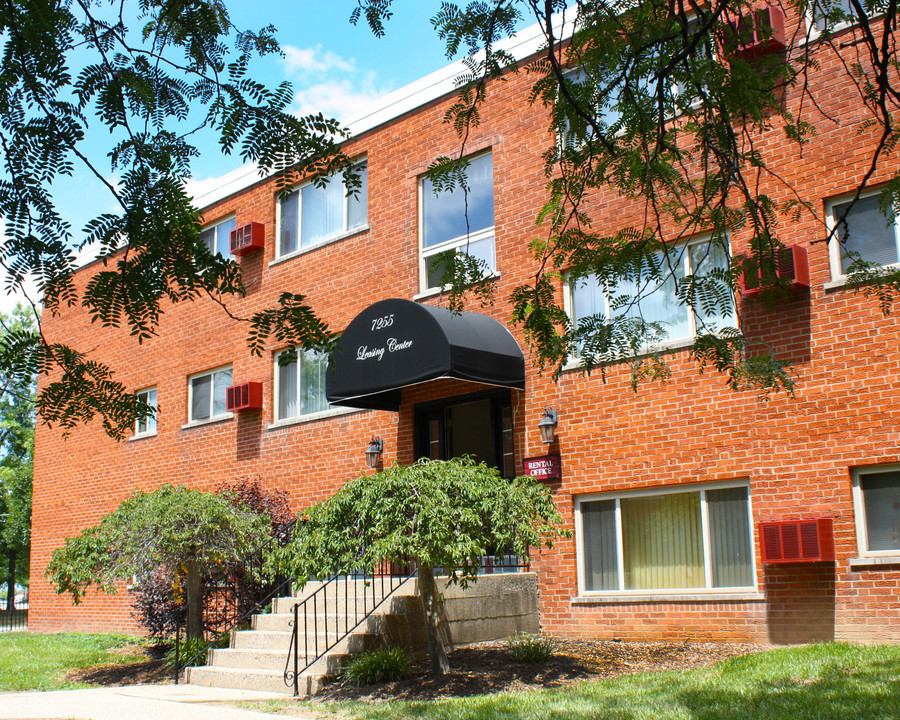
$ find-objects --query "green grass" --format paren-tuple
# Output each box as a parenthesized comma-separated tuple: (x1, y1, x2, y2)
(240, 643, 900, 720)
(0, 632, 147, 691)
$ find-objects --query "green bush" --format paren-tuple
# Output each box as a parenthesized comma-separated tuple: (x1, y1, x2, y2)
(506, 632, 556, 663)
(342, 646, 412, 686)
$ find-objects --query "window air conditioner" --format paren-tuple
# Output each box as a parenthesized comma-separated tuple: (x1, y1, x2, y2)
(726, 6, 787, 58)
(737, 244, 810, 296)
(759, 518, 835, 563)
(225, 382, 264, 412)
(229, 222, 265, 256)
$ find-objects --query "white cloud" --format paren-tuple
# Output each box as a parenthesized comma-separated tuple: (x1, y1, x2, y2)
(282, 44, 355, 75)
(293, 73, 391, 124)
(185, 162, 260, 209)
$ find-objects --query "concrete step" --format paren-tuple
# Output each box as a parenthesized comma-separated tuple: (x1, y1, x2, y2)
(187, 665, 334, 697)
(231, 630, 293, 651)
(272, 580, 416, 615)
(208, 648, 289, 672)
(231, 626, 383, 653)
(252, 610, 391, 633)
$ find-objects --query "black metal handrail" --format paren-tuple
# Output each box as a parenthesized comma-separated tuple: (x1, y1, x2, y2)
(283, 559, 417, 696)
(173, 520, 295, 682)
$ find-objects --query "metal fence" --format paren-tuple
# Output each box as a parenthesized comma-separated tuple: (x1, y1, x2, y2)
(0, 598, 27, 632)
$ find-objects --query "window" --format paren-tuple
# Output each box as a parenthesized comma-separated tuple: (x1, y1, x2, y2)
(420, 152, 495, 291)
(274, 349, 332, 420)
(200, 216, 236, 257)
(568, 237, 733, 351)
(576, 483, 755, 594)
(852, 465, 900, 557)
(134, 387, 157, 437)
(278, 164, 368, 257)
(188, 366, 232, 423)
(828, 192, 900, 276)
(810, 0, 854, 32)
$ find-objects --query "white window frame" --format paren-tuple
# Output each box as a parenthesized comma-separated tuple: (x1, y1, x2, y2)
(272, 348, 339, 424)
(563, 234, 735, 358)
(805, 0, 858, 40)
(574, 480, 757, 598)
(826, 188, 900, 280)
(274, 162, 368, 260)
(186, 365, 233, 425)
(418, 151, 496, 293)
(133, 386, 157, 438)
(200, 214, 236, 257)
(851, 463, 900, 560)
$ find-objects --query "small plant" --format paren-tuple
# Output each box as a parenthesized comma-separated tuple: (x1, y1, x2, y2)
(165, 634, 229, 669)
(342, 646, 412, 686)
(506, 632, 556, 663)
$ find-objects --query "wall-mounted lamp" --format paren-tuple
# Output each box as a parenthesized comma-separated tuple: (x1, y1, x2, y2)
(538, 407, 558, 444)
(365, 436, 384, 468)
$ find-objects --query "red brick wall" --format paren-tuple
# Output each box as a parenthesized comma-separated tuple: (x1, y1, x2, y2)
(32, 20, 900, 642)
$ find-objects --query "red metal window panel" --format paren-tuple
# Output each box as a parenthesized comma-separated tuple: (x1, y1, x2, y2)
(225, 381, 263, 412)
(738, 244, 810, 296)
(759, 518, 835, 563)
(229, 222, 265, 256)
(727, 6, 787, 58)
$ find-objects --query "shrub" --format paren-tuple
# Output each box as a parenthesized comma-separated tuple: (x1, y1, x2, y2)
(507, 633, 556, 663)
(342, 647, 412, 686)
(131, 567, 185, 639)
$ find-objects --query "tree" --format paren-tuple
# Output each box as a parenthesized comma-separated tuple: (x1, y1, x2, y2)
(1, 1, 353, 439)
(271, 457, 567, 675)
(355, 0, 900, 394)
(46, 483, 273, 640)
(14, 1, 900, 437)
(128, 476, 294, 639)
(0, 305, 36, 612)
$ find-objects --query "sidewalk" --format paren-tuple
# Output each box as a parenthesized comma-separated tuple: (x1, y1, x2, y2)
(0, 684, 325, 720)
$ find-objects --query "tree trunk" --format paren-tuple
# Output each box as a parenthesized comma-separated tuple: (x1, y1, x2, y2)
(5, 553, 15, 613)
(184, 559, 203, 642)
(417, 563, 449, 675)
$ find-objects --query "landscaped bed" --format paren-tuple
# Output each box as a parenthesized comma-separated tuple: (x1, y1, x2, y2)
(316, 638, 762, 702)
(244, 641, 900, 720)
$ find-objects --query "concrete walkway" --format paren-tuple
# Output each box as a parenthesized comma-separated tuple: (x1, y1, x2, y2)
(0, 684, 324, 720)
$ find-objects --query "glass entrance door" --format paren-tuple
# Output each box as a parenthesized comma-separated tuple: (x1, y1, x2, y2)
(414, 390, 515, 477)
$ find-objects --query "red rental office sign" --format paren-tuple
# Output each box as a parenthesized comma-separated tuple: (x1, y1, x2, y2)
(523, 454, 562, 481)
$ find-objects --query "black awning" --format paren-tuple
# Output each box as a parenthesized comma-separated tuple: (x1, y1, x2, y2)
(326, 298, 525, 411)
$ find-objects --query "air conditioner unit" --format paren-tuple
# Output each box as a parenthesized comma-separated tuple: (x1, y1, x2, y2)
(727, 6, 787, 58)
(759, 518, 835, 564)
(229, 222, 265, 256)
(225, 382, 263, 412)
(738, 244, 810, 296)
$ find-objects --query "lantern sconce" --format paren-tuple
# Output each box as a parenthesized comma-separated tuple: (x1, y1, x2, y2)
(538, 407, 558, 444)
(365, 436, 384, 468)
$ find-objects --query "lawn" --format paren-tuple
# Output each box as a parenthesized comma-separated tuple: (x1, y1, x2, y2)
(0, 632, 148, 691)
(243, 643, 900, 720)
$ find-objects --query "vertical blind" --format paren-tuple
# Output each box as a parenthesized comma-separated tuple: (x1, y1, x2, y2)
(580, 485, 753, 592)
(861, 470, 900, 552)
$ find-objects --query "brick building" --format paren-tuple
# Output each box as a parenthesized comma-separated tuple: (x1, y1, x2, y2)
(31, 10, 900, 644)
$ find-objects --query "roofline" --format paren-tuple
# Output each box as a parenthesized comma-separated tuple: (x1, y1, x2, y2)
(189, 11, 574, 211)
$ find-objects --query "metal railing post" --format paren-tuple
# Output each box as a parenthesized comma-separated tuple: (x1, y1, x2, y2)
(292, 601, 299, 697)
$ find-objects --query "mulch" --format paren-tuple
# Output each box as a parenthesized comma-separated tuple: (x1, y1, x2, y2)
(66, 638, 763, 702)
(316, 638, 764, 702)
